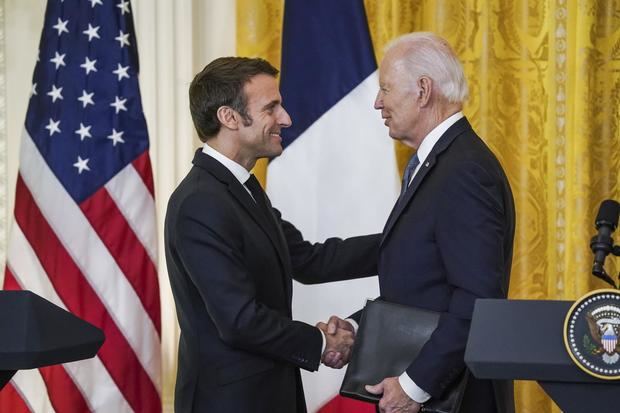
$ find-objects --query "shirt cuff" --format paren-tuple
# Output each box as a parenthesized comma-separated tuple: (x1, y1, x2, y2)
(398, 372, 431, 404)
(345, 318, 359, 333)
(319, 328, 326, 353)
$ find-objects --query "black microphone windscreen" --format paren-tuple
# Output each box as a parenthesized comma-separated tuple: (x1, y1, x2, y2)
(595, 199, 620, 229)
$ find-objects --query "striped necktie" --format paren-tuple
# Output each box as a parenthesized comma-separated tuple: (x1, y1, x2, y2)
(400, 153, 420, 195)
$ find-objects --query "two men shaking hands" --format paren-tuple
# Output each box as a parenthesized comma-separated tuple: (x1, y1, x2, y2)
(166, 31, 515, 413)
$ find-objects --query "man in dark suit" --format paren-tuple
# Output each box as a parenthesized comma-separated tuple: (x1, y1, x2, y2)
(325, 33, 516, 413)
(164, 57, 381, 412)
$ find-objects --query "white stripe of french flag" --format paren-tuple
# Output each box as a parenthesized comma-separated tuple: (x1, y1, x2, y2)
(270, 1, 399, 411)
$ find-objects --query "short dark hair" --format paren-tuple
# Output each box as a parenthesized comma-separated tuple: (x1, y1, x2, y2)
(189, 57, 279, 142)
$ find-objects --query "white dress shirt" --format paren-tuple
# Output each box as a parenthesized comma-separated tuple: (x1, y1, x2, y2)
(406, 111, 464, 186)
(202, 143, 254, 198)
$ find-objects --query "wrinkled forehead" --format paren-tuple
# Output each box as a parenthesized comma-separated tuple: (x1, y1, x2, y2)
(379, 50, 411, 83)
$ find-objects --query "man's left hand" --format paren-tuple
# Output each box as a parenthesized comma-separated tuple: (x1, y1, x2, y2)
(365, 377, 421, 413)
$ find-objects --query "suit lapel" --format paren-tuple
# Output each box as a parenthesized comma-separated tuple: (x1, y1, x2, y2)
(192, 150, 290, 272)
(228, 183, 290, 268)
(263, 196, 294, 306)
(380, 118, 472, 247)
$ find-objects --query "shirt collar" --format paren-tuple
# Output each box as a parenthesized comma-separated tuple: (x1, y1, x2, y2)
(202, 143, 251, 185)
(416, 111, 464, 165)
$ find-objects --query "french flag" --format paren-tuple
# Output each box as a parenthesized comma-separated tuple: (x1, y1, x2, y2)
(268, 1, 399, 411)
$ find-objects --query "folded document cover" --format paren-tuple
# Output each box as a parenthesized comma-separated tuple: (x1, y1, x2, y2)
(339, 299, 467, 413)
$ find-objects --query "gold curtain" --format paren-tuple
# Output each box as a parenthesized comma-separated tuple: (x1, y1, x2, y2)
(237, 0, 285, 186)
(237, 1, 620, 412)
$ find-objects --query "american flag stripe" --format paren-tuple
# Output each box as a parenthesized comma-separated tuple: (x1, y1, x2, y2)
(6, 233, 65, 309)
(80, 186, 160, 332)
(3, 268, 20, 291)
(0, 379, 31, 413)
(39, 365, 91, 413)
(5, 254, 132, 413)
(18, 132, 162, 391)
(6, 227, 67, 309)
(62, 358, 132, 413)
(105, 163, 158, 264)
(130, 152, 156, 197)
(6, 183, 136, 413)
(7, 367, 56, 413)
(6, 204, 137, 412)
(11, 163, 159, 412)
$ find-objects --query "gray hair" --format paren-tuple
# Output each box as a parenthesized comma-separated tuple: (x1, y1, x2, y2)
(385, 32, 468, 103)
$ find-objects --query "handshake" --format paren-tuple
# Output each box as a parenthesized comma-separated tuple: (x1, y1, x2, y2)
(316, 316, 356, 369)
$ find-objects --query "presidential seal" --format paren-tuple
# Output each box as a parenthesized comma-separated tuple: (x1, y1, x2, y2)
(564, 289, 620, 380)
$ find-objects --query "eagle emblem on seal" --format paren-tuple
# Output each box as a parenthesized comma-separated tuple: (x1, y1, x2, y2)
(564, 289, 620, 379)
(586, 305, 620, 364)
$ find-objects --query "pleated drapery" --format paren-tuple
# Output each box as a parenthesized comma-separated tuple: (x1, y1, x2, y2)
(238, 1, 620, 412)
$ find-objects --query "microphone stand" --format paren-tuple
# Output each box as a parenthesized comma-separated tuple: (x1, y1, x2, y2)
(592, 245, 620, 289)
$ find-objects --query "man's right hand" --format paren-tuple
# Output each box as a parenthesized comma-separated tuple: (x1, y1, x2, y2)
(316, 320, 354, 369)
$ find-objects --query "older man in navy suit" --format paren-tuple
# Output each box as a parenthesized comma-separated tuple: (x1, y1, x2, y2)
(325, 33, 516, 413)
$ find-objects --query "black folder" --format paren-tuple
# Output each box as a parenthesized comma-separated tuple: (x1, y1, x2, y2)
(340, 299, 467, 413)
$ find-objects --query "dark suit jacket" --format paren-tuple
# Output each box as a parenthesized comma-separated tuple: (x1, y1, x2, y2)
(164, 150, 380, 413)
(378, 117, 515, 413)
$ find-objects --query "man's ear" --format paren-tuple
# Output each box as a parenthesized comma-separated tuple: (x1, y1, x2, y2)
(216, 106, 239, 130)
(416, 76, 433, 107)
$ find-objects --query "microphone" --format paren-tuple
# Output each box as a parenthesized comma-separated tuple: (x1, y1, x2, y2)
(590, 200, 620, 279)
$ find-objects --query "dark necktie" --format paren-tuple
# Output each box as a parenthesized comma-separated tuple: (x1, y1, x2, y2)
(245, 174, 276, 224)
(400, 153, 420, 195)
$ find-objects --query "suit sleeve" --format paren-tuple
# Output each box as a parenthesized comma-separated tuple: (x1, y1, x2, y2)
(406, 160, 511, 398)
(273, 209, 381, 284)
(173, 192, 323, 371)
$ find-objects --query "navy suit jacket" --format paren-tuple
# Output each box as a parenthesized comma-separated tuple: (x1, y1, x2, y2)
(164, 150, 380, 413)
(378, 117, 515, 413)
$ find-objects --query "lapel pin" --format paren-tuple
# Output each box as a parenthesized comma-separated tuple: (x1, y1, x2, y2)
(425, 162, 430, 167)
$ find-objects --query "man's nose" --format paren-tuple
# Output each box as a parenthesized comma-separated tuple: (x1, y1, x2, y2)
(374, 92, 383, 110)
(279, 108, 292, 128)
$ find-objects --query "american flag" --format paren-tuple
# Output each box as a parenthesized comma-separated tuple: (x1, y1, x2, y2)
(0, 0, 161, 412)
